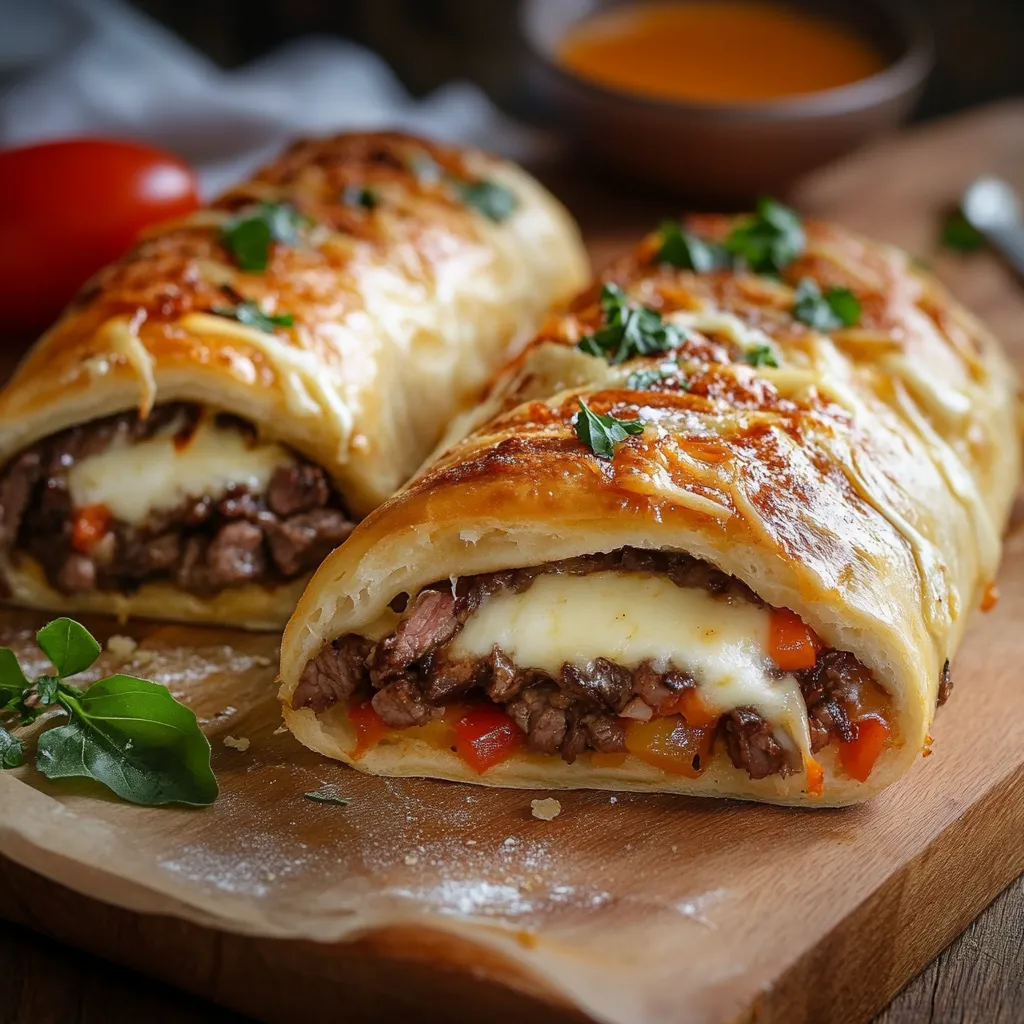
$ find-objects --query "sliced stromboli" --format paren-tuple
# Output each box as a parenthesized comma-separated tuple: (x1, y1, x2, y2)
(279, 210, 1019, 805)
(0, 132, 588, 628)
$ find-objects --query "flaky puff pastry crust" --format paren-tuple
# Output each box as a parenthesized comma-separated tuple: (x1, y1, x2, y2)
(280, 217, 1020, 804)
(0, 132, 588, 628)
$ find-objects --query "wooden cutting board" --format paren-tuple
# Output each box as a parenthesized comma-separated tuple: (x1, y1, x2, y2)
(2, 101, 1024, 1024)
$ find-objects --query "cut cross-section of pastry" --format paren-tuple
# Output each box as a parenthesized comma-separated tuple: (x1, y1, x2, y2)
(0, 132, 588, 628)
(279, 206, 1020, 805)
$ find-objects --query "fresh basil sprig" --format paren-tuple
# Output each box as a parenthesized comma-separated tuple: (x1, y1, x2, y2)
(578, 283, 684, 365)
(0, 618, 217, 807)
(221, 202, 307, 272)
(792, 278, 861, 331)
(211, 300, 295, 334)
(572, 398, 645, 460)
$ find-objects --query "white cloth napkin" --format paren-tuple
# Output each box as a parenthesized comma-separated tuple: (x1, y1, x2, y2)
(0, 0, 537, 196)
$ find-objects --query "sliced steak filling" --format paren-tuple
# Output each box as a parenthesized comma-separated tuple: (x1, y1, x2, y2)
(0, 403, 355, 598)
(294, 549, 906, 780)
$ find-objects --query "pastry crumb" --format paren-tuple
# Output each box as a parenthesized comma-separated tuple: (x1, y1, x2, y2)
(531, 798, 562, 821)
(273, 724, 289, 736)
(223, 735, 250, 752)
(106, 635, 137, 660)
(404, 853, 419, 866)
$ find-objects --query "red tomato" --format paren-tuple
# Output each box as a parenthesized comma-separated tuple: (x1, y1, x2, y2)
(0, 138, 200, 335)
(452, 706, 523, 774)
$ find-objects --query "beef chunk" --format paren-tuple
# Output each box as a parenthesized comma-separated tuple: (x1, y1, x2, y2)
(422, 654, 481, 703)
(372, 588, 460, 680)
(267, 464, 330, 517)
(292, 635, 371, 712)
(722, 708, 800, 779)
(0, 451, 41, 548)
(584, 713, 627, 753)
(206, 521, 266, 586)
(264, 508, 354, 577)
(58, 553, 96, 593)
(0, 403, 353, 598)
(507, 686, 568, 755)
(560, 658, 633, 713)
(372, 676, 440, 728)
(797, 649, 872, 747)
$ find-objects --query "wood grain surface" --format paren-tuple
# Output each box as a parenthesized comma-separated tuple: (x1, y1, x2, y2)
(2, 101, 1024, 1024)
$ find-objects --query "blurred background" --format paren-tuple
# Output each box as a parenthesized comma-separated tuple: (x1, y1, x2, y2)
(119, 0, 1024, 121)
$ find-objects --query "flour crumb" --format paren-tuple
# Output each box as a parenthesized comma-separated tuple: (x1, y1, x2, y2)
(273, 724, 289, 736)
(404, 853, 419, 866)
(465, 839, 477, 846)
(106, 635, 137, 660)
(531, 798, 562, 821)
(671, 844, 679, 854)
(223, 735, 250, 752)
(609, 796, 618, 804)
(252, 655, 273, 667)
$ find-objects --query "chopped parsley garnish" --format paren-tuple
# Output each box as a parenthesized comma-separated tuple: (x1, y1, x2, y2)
(304, 788, 351, 807)
(453, 179, 519, 223)
(746, 344, 780, 368)
(410, 151, 444, 185)
(626, 364, 688, 391)
(577, 283, 684, 365)
(212, 300, 295, 334)
(342, 185, 380, 210)
(221, 202, 307, 273)
(657, 221, 730, 272)
(792, 278, 861, 331)
(0, 618, 217, 806)
(940, 210, 985, 252)
(572, 398, 645, 460)
(724, 197, 805, 275)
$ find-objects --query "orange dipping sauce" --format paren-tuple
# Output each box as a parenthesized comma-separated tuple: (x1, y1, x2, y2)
(557, 1, 885, 105)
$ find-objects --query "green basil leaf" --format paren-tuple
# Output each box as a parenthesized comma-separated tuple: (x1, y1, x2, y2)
(0, 726, 24, 769)
(657, 221, 730, 273)
(746, 344, 780, 368)
(940, 210, 985, 252)
(36, 618, 100, 678)
(37, 674, 217, 806)
(222, 202, 306, 272)
(572, 399, 645, 460)
(342, 185, 380, 210)
(792, 279, 861, 331)
(725, 197, 805, 275)
(453, 179, 519, 223)
(0, 647, 29, 706)
(577, 284, 684, 365)
(211, 301, 295, 334)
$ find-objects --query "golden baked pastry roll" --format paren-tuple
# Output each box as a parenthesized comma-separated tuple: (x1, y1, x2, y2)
(0, 133, 587, 629)
(279, 203, 1019, 804)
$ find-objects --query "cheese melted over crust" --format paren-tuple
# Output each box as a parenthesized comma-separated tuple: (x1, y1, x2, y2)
(451, 570, 812, 753)
(67, 418, 294, 526)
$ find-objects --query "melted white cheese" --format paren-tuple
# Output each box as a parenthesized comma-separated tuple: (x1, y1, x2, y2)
(67, 417, 294, 526)
(450, 570, 811, 753)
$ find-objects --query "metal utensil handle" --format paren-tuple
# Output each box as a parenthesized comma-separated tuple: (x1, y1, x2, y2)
(986, 225, 1024, 280)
